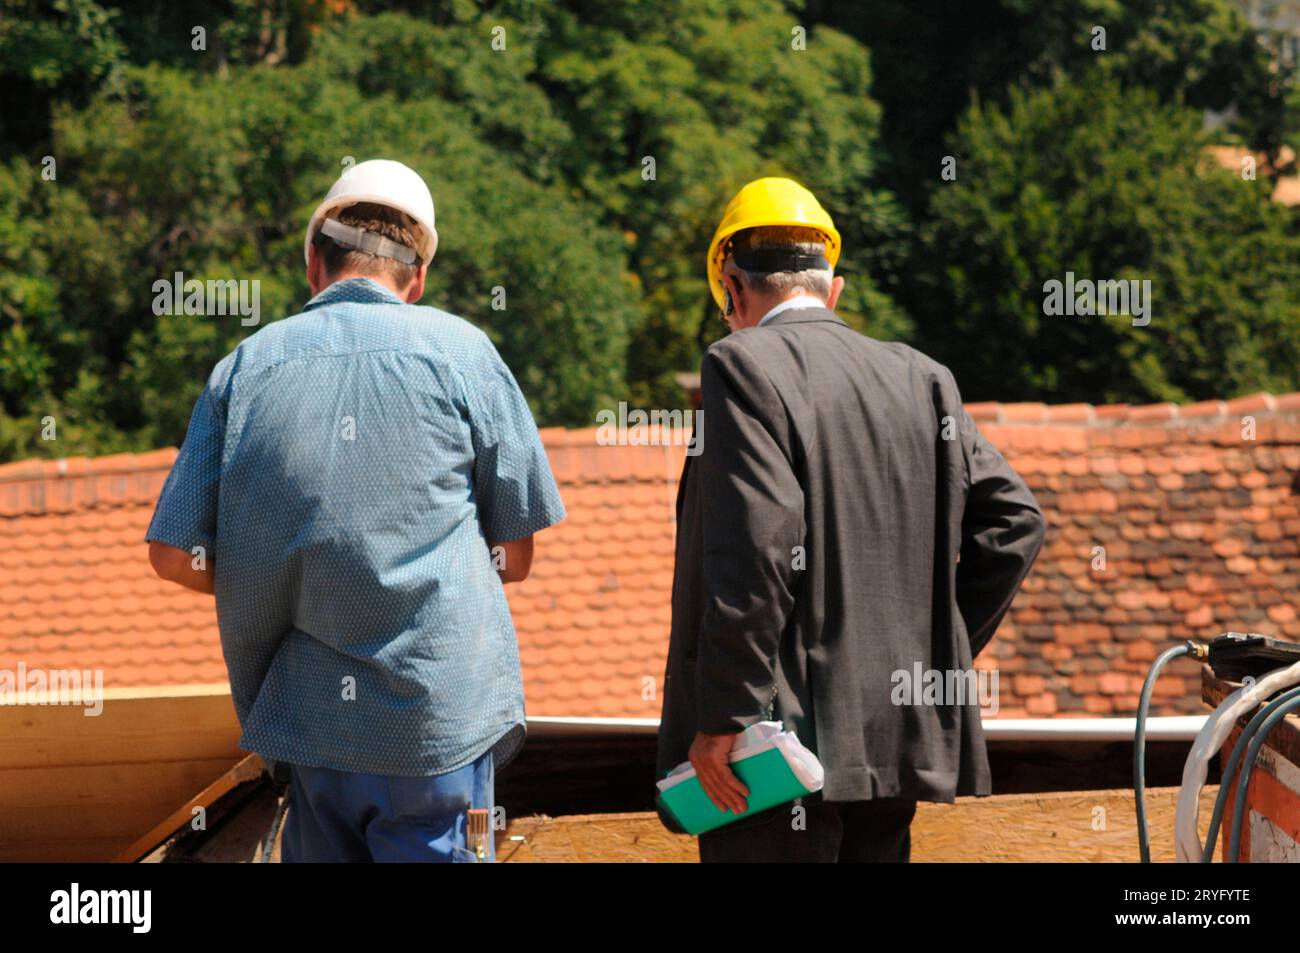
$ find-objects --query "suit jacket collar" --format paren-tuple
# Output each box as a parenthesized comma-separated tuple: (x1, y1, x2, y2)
(760, 306, 845, 328)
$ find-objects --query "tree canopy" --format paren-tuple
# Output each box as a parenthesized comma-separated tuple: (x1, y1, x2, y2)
(2, 0, 1299, 460)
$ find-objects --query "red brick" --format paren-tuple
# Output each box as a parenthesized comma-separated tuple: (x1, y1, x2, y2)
(1126, 641, 1157, 662)
(1226, 393, 1276, 415)
(964, 402, 1001, 422)
(1046, 403, 1095, 423)
(1001, 402, 1049, 423)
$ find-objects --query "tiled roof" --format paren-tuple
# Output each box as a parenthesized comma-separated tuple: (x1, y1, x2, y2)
(2, 392, 1299, 720)
(0, 451, 227, 686)
(0, 433, 686, 717)
(506, 428, 681, 717)
(970, 392, 1300, 717)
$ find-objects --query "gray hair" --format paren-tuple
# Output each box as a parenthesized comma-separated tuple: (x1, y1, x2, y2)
(728, 225, 833, 300)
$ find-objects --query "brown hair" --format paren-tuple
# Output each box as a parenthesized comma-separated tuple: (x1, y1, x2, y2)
(311, 202, 421, 288)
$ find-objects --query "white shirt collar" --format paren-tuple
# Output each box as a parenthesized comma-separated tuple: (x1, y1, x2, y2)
(757, 294, 826, 327)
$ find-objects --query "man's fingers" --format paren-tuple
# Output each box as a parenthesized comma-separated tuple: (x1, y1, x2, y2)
(698, 767, 731, 812)
(716, 765, 749, 813)
(722, 767, 750, 800)
(699, 762, 748, 814)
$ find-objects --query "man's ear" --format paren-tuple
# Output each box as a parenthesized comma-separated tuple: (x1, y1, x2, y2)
(825, 274, 845, 312)
(404, 263, 428, 304)
(307, 244, 325, 295)
(721, 270, 742, 316)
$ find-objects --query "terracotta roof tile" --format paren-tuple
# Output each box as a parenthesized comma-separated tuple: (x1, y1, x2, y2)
(4, 393, 1300, 719)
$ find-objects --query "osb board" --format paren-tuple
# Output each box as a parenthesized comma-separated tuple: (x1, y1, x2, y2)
(500, 812, 698, 863)
(499, 787, 1218, 863)
(913, 786, 1218, 862)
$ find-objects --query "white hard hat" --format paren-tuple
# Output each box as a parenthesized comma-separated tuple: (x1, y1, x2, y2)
(304, 159, 438, 266)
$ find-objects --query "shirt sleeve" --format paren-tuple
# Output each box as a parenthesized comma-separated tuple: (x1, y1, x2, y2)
(145, 385, 224, 560)
(466, 336, 566, 543)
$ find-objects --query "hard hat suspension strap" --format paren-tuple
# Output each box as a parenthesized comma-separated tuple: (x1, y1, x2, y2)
(731, 245, 830, 274)
(318, 217, 418, 265)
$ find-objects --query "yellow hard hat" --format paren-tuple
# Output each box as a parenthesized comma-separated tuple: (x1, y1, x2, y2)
(705, 177, 841, 310)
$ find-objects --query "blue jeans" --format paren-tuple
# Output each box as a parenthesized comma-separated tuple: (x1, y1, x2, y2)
(281, 750, 495, 862)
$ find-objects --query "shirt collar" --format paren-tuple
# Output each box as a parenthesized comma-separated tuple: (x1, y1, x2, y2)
(302, 277, 407, 312)
(757, 294, 826, 327)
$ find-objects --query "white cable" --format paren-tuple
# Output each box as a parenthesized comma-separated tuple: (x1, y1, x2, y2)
(1173, 660, 1300, 862)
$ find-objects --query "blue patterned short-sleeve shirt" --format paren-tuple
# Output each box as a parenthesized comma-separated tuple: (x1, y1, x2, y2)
(146, 278, 566, 776)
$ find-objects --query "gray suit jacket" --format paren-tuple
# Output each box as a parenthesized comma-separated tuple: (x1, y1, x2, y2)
(656, 307, 1046, 817)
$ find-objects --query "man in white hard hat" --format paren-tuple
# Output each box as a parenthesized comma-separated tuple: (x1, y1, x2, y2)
(145, 159, 565, 862)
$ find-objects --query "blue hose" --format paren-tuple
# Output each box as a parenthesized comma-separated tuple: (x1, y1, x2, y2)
(1201, 684, 1300, 862)
(1135, 642, 1198, 863)
(1226, 693, 1300, 863)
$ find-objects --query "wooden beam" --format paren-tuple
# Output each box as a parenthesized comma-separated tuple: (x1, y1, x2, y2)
(113, 754, 266, 863)
(0, 683, 240, 769)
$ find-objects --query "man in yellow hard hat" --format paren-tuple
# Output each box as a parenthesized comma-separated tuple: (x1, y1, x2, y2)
(656, 177, 1046, 862)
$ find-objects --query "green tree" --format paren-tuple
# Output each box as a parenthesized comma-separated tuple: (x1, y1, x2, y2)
(534, 0, 911, 408)
(812, 0, 1286, 210)
(915, 73, 1300, 404)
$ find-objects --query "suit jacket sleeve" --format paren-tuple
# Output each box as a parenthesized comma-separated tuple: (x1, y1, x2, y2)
(694, 341, 806, 734)
(953, 389, 1047, 657)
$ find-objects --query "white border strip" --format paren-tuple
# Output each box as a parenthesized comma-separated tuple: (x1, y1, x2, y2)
(524, 715, 1209, 740)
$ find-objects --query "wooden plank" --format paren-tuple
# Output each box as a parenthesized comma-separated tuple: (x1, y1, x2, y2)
(0, 684, 240, 769)
(2, 838, 134, 863)
(0, 758, 240, 856)
(113, 754, 265, 863)
(0, 686, 245, 861)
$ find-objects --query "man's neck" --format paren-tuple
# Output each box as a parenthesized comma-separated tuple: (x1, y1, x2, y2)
(328, 273, 408, 298)
(757, 293, 826, 327)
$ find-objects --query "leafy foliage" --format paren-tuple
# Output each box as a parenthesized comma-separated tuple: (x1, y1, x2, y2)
(1, 1, 1299, 460)
(916, 74, 1300, 403)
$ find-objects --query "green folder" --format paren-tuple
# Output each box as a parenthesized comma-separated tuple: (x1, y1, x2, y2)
(655, 723, 824, 835)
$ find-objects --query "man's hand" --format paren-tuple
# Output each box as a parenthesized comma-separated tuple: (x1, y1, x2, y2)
(689, 731, 749, 815)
